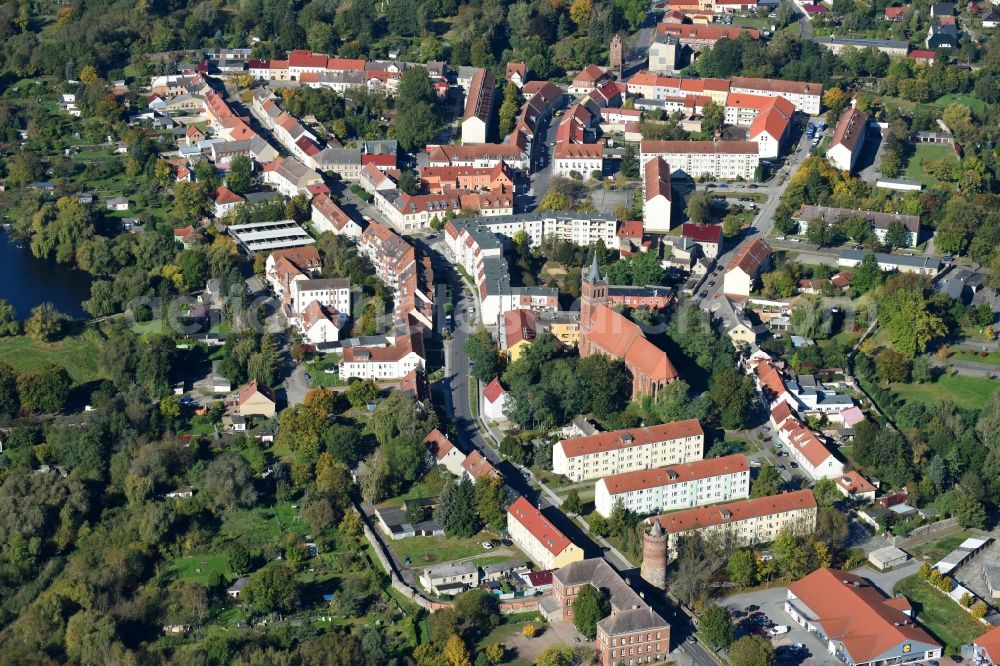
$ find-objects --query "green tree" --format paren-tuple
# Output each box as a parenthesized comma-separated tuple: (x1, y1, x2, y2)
(346, 379, 379, 409)
(700, 605, 735, 648)
(203, 452, 258, 509)
(709, 367, 757, 429)
(475, 475, 507, 531)
(437, 477, 482, 537)
(562, 488, 583, 515)
(245, 564, 300, 613)
(465, 327, 502, 384)
(722, 214, 742, 238)
(851, 253, 885, 293)
(878, 286, 947, 358)
(498, 82, 521, 137)
(23, 303, 66, 342)
(726, 549, 758, 588)
(772, 529, 809, 578)
(729, 636, 776, 666)
(0, 362, 20, 419)
(701, 101, 725, 135)
(16, 364, 71, 414)
(0, 299, 20, 336)
(686, 190, 713, 224)
(226, 155, 253, 194)
(535, 644, 574, 666)
(751, 464, 781, 498)
(571, 584, 610, 638)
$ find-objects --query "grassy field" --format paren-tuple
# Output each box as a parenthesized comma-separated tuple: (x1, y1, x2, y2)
(933, 93, 989, 115)
(894, 575, 987, 653)
(166, 553, 231, 586)
(904, 143, 958, 186)
(891, 373, 999, 410)
(0, 330, 105, 384)
(906, 530, 974, 562)
(949, 350, 1000, 366)
(388, 533, 500, 567)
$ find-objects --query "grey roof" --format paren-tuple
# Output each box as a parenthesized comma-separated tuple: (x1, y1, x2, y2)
(423, 561, 478, 579)
(297, 277, 350, 290)
(930, 2, 955, 15)
(839, 250, 941, 271)
(228, 576, 250, 592)
(815, 36, 909, 49)
(795, 204, 919, 233)
(551, 559, 644, 613)
(586, 253, 603, 282)
(597, 606, 669, 636)
(482, 560, 528, 575)
(984, 565, 1000, 591)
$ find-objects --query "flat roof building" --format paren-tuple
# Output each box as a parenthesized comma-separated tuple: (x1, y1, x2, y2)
(229, 219, 315, 254)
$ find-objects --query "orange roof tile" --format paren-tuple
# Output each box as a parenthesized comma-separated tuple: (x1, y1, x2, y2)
(558, 419, 702, 458)
(601, 454, 748, 494)
(788, 568, 940, 663)
(649, 489, 816, 533)
(508, 497, 573, 556)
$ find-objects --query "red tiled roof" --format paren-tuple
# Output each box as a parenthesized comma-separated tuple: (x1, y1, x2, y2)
(726, 238, 772, 276)
(214, 186, 243, 205)
(270, 246, 321, 272)
(835, 471, 877, 495)
(600, 454, 748, 494)
(558, 420, 702, 458)
(884, 5, 907, 18)
(585, 304, 679, 383)
(617, 219, 644, 239)
(682, 223, 722, 244)
(649, 489, 816, 533)
(644, 156, 673, 203)
(831, 107, 869, 153)
(788, 568, 940, 663)
(237, 380, 275, 406)
(770, 400, 795, 427)
(424, 428, 456, 461)
(462, 450, 498, 480)
(504, 309, 538, 348)
(508, 497, 573, 556)
(908, 49, 936, 60)
(976, 626, 1000, 663)
(483, 377, 505, 404)
(780, 417, 836, 469)
(573, 64, 608, 85)
(525, 570, 553, 587)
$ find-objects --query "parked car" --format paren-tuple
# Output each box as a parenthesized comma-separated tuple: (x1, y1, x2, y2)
(768, 626, 790, 636)
(481, 541, 493, 550)
(790, 461, 799, 469)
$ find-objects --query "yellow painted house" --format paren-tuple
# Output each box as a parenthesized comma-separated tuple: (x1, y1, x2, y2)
(503, 309, 537, 362)
(237, 380, 276, 419)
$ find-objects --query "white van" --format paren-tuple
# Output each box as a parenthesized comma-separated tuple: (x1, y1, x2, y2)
(768, 626, 790, 636)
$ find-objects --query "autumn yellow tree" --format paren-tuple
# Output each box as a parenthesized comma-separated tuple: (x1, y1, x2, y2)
(570, 0, 592, 26)
(442, 635, 472, 666)
(79, 65, 100, 85)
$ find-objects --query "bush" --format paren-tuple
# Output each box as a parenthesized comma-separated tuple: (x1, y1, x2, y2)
(971, 601, 988, 619)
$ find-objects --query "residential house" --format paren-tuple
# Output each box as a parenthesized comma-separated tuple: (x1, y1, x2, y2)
(681, 223, 723, 259)
(835, 471, 878, 502)
(723, 238, 772, 297)
(311, 193, 362, 238)
(419, 562, 479, 596)
(424, 429, 467, 477)
(482, 378, 509, 422)
(236, 380, 276, 418)
(214, 186, 245, 218)
(507, 497, 585, 570)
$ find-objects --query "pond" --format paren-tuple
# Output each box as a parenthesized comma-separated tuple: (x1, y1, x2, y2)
(0, 231, 93, 319)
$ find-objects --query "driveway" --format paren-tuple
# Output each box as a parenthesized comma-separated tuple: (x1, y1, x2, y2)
(283, 363, 310, 406)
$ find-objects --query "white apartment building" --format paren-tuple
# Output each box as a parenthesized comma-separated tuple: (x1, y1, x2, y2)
(594, 454, 750, 518)
(728, 76, 822, 116)
(477, 213, 619, 249)
(289, 278, 351, 320)
(552, 420, 704, 482)
(626, 73, 822, 116)
(639, 140, 760, 181)
(553, 143, 604, 180)
(647, 489, 818, 560)
(827, 107, 869, 173)
(339, 340, 424, 380)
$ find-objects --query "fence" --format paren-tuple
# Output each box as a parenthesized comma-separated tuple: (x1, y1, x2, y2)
(890, 517, 962, 548)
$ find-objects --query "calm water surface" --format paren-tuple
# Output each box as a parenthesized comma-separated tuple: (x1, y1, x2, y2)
(0, 231, 92, 319)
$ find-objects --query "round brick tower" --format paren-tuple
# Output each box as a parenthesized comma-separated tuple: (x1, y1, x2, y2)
(641, 519, 668, 590)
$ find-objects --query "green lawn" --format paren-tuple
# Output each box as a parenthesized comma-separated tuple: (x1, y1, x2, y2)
(949, 350, 1000, 366)
(933, 93, 990, 115)
(0, 330, 105, 384)
(906, 530, 974, 562)
(904, 143, 958, 186)
(305, 354, 346, 387)
(166, 553, 232, 586)
(890, 373, 999, 410)
(387, 533, 499, 567)
(894, 575, 987, 654)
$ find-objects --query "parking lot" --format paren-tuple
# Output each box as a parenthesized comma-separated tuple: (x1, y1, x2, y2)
(723, 586, 820, 665)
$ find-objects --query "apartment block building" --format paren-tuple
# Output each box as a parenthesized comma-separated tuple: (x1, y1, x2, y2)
(594, 454, 750, 517)
(553, 143, 605, 180)
(289, 277, 351, 321)
(627, 72, 821, 115)
(506, 497, 584, 570)
(639, 140, 760, 181)
(645, 489, 818, 560)
(553, 420, 704, 482)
